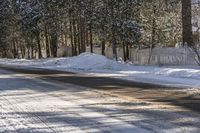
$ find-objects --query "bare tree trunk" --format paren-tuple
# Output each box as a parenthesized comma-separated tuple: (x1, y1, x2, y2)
(16, 39, 20, 58)
(77, 20, 81, 54)
(89, 24, 93, 53)
(111, 5, 117, 60)
(101, 40, 106, 56)
(31, 44, 34, 59)
(123, 41, 126, 61)
(12, 38, 18, 58)
(148, 5, 156, 64)
(27, 45, 30, 59)
(36, 33, 42, 59)
(80, 17, 86, 53)
(182, 0, 193, 46)
(126, 44, 129, 61)
(45, 24, 50, 58)
(70, 19, 75, 56)
(19, 43, 25, 58)
(73, 19, 78, 56)
(112, 36, 118, 60)
(86, 29, 89, 47)
(50, 33, 58, 57)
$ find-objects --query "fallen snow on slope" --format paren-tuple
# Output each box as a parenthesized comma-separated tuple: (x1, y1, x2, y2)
(0, 52, 200, 88)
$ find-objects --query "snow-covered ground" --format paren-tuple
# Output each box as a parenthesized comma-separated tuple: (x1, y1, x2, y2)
(1, 69, 200, 133)
(0, 52, 200, 88)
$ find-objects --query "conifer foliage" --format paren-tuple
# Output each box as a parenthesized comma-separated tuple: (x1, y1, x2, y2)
(0, 0, 195, 61)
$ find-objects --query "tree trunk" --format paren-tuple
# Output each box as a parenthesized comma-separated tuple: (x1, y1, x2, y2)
(19, 43, 25, 58)
(50, 33, 58, 57)
(181, 0, 193, 46)
(148, 5, 156, 64)
(89, 24, 93, 53)
(36, 33, 42, 59)
(77, 20, 81, 54)
(86, 29, 89, 47)
(45, 24, 50, 58)
(126, 43, 129, 61)
(123, 42, 126, 61)
(112, 37, 117, 60)
(111, 5, 117, 60)
(101, 40, 106, 56)
(12, 38, 18, 58)
(31, 45, 34, 59)
(70, 19, 75, 56)
(80, 17, 86, 53)
(27, 45, 30, 59)
(73, 19, 78, 56)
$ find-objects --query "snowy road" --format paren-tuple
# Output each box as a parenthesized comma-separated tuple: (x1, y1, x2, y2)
(1, 67, 200, 133)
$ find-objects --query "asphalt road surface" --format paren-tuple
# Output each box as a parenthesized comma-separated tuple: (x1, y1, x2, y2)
(0, 66, 200, 133)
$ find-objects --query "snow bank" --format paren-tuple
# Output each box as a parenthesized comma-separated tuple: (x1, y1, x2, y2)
(61, 53, 124, 71)
(0, 53, 125, 70)
(0, 52, 200, 88)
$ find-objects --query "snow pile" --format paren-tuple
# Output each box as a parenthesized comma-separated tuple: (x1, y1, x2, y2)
(60, 53, 124, 71)
(0, 52, 200, 88)
(0, 53, 124, 70)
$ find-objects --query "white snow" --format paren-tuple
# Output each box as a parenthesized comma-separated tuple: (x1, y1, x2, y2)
(1, 69, 200, 133)
(0, 69, 153, 133)
(0, 52, 200, 88)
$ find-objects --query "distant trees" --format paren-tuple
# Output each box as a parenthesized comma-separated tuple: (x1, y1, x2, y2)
(0, 0, 142, 60)
(140, 0, 182, 48)
(93, 0, 141, 60)
(0, 0, 198, 62)
(0, 0, 12, 57)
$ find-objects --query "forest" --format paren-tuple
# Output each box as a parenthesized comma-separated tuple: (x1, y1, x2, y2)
(0, 0, 198, 61)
